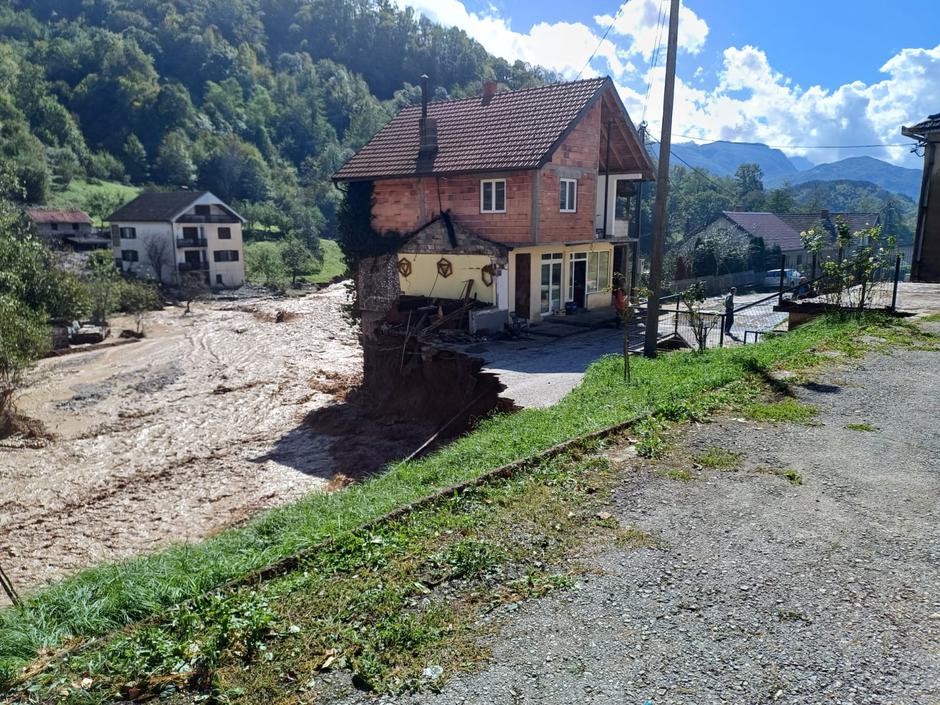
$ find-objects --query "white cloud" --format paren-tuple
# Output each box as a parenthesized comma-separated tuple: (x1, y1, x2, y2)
(635, 44, 940, 166)
(595, 0, 709, 60)
(393, 0, 630, 79)
(395, 0, 938, 166)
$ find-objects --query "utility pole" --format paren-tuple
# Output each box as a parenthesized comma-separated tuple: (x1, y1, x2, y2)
(643, 0, 680, 357)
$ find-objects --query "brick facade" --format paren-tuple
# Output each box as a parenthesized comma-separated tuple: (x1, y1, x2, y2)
(371, 101, 604, 247)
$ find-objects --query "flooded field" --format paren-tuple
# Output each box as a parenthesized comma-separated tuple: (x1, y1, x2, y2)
(0, 285, 362, 594)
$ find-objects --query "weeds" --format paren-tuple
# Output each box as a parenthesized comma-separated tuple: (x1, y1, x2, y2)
(782, 470, 803, 486)
(696, 446, 743, 469)
(745, 399, 818, 422)
(663, 468, 696, 481)
(846, 422, 877, 432)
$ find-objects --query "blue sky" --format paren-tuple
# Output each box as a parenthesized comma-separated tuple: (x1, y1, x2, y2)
(395, 0, 940, 167)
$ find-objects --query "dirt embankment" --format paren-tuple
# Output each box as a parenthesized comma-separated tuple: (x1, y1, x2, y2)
(0, 285, 362, 594)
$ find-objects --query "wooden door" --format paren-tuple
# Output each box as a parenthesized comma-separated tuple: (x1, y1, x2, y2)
(514, 253, 531, 318)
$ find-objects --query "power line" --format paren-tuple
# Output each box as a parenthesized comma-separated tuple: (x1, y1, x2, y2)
(641, 0, 668, 124)
(576, 1, 627, 80)
(647, 133, 741, 202)
(671, 132, 912, 150)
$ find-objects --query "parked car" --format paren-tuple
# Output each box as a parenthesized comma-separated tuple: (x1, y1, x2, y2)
(762, 268, 802, 289)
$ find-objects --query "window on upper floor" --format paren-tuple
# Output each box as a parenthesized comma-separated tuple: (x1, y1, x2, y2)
(213, 250, 240, 262)
(119, 226, 137, 239)
(218, 227, 232, 239)
(195, 205, 211, 216)
(121, 249, 138, 262)
(51, 223, 59, 231)
(72, 223, 80, 231)
(560, 178, 577, 212)
(480, 179, 506, 213)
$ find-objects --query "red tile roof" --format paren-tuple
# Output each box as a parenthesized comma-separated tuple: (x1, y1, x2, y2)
(722, 211, 880, 251)
(334, 77, 641, 181)
(25, 208, 92, 225)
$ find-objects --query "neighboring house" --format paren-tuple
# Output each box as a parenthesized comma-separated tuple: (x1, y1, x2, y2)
(693, 210, 881, 275)
(333, 76, 655, 321)
(25, 208, 107, 250)
(107, 191, 246, 288)
(902, 113, 940, 281)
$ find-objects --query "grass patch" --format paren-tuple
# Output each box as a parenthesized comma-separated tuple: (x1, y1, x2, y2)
(744, 398, 818, 423)
(663, 468, 696, 482)
(8, 455, 629, 701)
(695, 446, 743, 470)
(303, 238, 346, 284)
(846, 422, 877, 432)
(0, 312, 897, 686)
(48, 179, 140, 225)
(782, 470, 803, 486)
(921, 312, 940, 322)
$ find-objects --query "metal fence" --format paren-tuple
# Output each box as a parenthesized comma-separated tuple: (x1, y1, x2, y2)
(645, 254, 904, 350)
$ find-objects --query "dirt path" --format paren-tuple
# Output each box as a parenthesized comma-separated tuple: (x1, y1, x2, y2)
(375, 347, 940, 704)
(0, 285, 361, 594)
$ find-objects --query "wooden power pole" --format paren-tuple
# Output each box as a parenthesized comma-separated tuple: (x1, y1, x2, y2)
(643, 0, 681, 357)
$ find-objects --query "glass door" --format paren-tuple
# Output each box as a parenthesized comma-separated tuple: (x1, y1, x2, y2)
(540, 252, 563, 314)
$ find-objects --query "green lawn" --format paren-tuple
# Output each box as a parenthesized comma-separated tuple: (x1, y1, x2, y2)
(309, 238, 346, 283)
(0, 313, 929, 686)
(47, 179, 140, 224)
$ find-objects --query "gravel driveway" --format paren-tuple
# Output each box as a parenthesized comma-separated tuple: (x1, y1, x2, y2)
(371, 347, 940, 704)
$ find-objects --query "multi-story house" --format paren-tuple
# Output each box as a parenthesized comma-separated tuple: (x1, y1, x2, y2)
(903, 113, 940, 281)
(108, 191, 246, 288)
(333, 76, 654, 321)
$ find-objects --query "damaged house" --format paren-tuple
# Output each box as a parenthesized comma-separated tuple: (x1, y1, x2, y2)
(333, 75, 655, 331)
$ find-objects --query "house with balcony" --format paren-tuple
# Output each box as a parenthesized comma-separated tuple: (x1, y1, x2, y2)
(107, 191, 245, 288)
(333, 76, 655, 322)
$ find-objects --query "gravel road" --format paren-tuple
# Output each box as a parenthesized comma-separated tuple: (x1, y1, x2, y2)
(368, 346, 940, 705)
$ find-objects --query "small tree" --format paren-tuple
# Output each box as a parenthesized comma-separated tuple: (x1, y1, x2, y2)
(179, 272, 209, 315)
(681, 281, 719, 352)
(280, 238, 317, 286)
(143, 235, 174, 284)
(119, 281, 162, 335)
(245, 241, 288, 290)
(86, 250, 121, 325)
(0, 294, 49, 421)
(801, 219, 896, 310)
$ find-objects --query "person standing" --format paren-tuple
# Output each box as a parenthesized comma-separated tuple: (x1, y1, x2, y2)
(614, 286, 627, 327)
(724, 286, 736, 337)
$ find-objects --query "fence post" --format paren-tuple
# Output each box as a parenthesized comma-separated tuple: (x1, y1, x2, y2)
(718, 314, 725, 348)
(674, 295, 680, 335)
(811, 253, 817, 281)
(890, 254, 902, 311)
(777, 254, 786, 306)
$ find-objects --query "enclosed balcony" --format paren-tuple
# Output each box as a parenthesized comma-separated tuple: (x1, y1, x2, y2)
(176, 237, 208, 248)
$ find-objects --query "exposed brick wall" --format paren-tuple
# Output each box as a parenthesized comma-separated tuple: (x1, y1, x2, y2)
(370, 101, 603, 247)
(372, 172, 535, 246)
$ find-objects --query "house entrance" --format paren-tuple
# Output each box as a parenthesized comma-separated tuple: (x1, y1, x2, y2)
(514, 253, 531, 318)
(568, 253, 587, 308)
(540, 252, 563, 314)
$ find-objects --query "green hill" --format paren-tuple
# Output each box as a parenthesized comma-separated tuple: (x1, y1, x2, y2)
(0, 0, 556, 244)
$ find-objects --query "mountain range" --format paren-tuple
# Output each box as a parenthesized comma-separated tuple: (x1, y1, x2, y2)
(667, 141, 922, 201)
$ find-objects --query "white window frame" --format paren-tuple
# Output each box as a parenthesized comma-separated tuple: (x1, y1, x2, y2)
(560, 178, 577, 213)
(480, 179, 506, 213)
(586, 250, 610, 293)
(119, 226, 137, 240)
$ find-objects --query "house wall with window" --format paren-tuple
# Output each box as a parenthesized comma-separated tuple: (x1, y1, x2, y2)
(111, 222, 175, 281)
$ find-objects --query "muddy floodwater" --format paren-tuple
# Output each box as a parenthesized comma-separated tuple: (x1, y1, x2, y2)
(0, 285, 362, 595)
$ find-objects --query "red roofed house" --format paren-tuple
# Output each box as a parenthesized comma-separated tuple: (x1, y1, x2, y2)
(333, 76, 655, 322)
(25, 207, 106, 250)
(693, 210, 881, 276)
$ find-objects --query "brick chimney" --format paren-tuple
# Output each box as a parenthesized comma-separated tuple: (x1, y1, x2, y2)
(482, 79, 498, 100)
(417, 74, 437, 170)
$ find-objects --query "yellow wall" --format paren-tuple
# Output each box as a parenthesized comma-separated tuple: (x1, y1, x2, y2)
(509, 242, 615, 321)
(398, 253, 498, 304)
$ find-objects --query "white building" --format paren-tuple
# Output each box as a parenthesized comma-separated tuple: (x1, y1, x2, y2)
(108, 191, 246, 288)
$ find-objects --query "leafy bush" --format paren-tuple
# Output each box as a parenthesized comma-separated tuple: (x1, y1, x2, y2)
(245, 241, 288, 289)
(0, 294, 49, 416)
